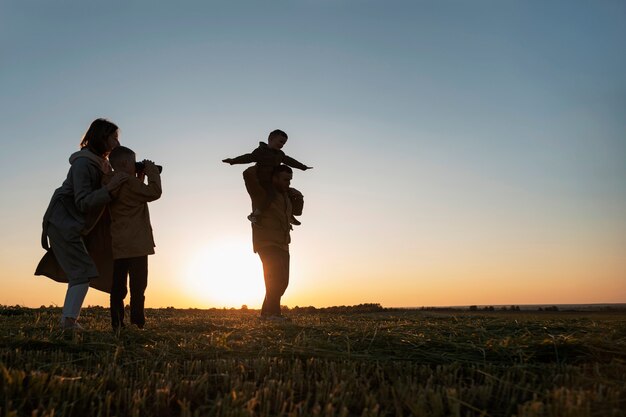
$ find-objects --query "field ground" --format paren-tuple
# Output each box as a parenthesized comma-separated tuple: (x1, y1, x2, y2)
(1, 307, 625, 416)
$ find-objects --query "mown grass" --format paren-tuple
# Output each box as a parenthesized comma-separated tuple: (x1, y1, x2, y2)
(1, 307, 625, 416)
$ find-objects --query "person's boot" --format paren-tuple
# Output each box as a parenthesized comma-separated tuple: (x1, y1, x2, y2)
(61, 283, 88, 331)
(247, 208, 262, 224)
(61, 317, 84, 331)
(290, 215, 301, 226)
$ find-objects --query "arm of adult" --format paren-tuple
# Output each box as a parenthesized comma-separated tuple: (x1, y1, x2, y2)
(72, 158, 124, 212)
(243, 166, 267, 210)
(283, 154, 312, 171)
(105, 172, 129, 196)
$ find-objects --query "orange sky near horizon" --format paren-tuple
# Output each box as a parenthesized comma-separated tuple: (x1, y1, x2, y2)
(2, 182, 624, 309)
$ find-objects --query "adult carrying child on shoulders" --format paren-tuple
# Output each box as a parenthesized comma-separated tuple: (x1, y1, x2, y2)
(223, 129, 311, 225)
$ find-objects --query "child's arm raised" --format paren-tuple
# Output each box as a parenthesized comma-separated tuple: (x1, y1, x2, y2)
(222, 152, 257, 165)
(283, 154, 312, 171)
(129, 160, 162, 203)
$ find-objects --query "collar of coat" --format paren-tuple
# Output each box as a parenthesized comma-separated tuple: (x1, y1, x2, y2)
(258, 141, 284, 154)
(69, 148, 112, 173)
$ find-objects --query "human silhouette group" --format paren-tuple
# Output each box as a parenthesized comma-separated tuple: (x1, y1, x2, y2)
(36, 118, 311, 330)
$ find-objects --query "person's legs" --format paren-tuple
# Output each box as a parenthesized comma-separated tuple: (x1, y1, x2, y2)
(47, 223, 98, 327)
(259, 181, 276, 211)
(128, 256, 148, 328)
(110, 258, 129, 329)
(247, 169, 276, 223)
(62, 282, 89, 319)
(256, 165, 275, 210)
(258, 246, 290, 317)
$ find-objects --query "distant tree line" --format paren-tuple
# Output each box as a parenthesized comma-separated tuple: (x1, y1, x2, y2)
(468, 305, 522, 311)
(2, 303, 624, 314)
(538, 306, 560, 311)
(466, 305, 560, 312)
(288, 303, 385, 314)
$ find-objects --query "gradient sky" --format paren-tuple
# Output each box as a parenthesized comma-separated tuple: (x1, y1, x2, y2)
(1, 1, 625, 309)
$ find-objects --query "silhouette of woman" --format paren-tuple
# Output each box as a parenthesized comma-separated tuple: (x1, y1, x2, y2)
(38, 119, 127, 329)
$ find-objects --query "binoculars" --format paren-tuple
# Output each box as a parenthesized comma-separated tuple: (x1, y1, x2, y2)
(135, 161, 163, 173)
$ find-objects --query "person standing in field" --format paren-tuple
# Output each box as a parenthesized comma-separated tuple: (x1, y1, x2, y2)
(38, 118, 128, 330)
(242, 164, 304, 320)
(104, 146, 162, 331)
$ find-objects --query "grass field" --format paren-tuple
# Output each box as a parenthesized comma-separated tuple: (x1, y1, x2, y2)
(1, 306, 625, 417)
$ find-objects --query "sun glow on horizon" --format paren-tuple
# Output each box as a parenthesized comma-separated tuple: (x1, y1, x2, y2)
(183, 239, 265, 308)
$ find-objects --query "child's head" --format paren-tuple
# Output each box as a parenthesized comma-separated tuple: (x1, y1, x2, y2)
(267, 129, 288, 150)
(109, 146, 136, 175)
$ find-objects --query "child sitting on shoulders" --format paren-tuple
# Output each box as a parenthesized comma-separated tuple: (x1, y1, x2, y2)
(222, 129, 311, 225)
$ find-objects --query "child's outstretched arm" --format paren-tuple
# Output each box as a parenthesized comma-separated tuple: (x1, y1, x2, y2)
(222, 152, 257, 165)
(283, 154, 313, 171)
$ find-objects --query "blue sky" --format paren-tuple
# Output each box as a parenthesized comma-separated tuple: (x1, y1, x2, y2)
(1, 1, 624, 307)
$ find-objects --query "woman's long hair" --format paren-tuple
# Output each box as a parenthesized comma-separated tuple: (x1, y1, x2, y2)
(80, 118, 119, 156)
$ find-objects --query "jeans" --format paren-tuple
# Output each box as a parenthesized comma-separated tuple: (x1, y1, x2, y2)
(110, 256, 148, 329)
(257, 246, 290, 317)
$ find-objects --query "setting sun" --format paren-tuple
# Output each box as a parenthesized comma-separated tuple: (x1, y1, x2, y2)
(183, 239, 265, 308)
